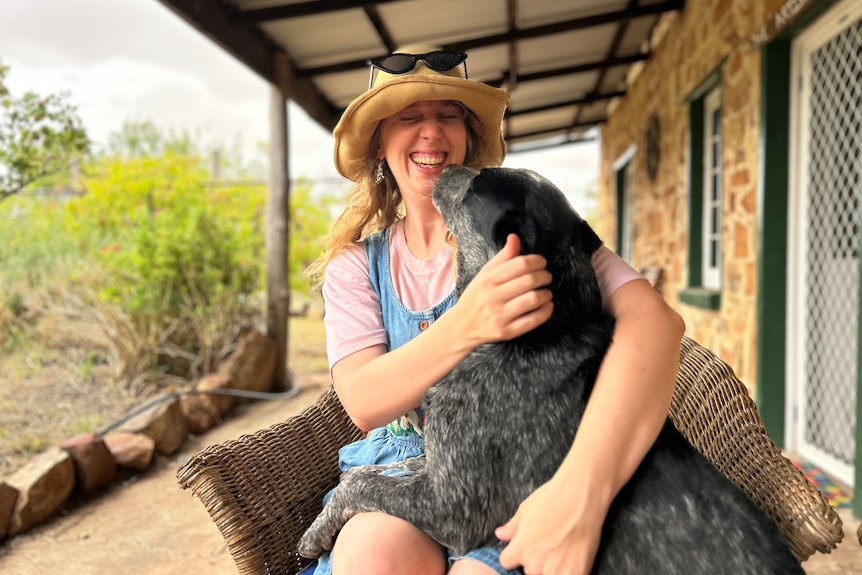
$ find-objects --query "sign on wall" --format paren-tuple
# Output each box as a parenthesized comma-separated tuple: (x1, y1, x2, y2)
(751, 0, 818, 46)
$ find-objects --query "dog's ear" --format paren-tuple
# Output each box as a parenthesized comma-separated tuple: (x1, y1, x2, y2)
(574, 215, 602, 256)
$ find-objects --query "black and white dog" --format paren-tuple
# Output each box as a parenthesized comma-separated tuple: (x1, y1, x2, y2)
(299, 166, 802, 574)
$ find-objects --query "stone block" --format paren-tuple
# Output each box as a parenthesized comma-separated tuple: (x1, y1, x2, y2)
(0, 481, 18, 539)
(181, 394, 221, 434)
(104, 432, 155, 471)
(118, 396, 188, 455)
(60, 433, 117, 493)
(219, 330, 277, 401)
(6, 447, 75, 537)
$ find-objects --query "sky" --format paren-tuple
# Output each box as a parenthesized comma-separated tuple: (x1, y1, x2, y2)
(0, 0, 599, 211)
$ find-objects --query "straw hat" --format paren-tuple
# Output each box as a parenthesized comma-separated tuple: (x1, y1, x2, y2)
(333, 44, 510, 182)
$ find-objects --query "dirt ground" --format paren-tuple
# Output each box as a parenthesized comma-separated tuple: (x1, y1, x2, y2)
(0, 314, 860, 573)
(0, 314, 332, 574)
(0, 373, 330, 575)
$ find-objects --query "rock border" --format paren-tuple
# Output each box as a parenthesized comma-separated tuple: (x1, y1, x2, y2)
(0, 329, 278, 541)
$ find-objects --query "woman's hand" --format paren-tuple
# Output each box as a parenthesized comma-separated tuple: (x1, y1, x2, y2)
(496, 476, 605, 575)
(453, 233, 553, 349)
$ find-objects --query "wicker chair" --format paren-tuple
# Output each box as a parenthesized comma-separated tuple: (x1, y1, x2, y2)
(177, 336, 844, 575)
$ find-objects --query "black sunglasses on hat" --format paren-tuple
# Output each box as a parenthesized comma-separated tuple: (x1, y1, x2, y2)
(367, 51, 469, 89)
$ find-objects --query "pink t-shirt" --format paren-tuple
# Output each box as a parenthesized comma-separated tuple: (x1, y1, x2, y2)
(323, 219, 641, 371)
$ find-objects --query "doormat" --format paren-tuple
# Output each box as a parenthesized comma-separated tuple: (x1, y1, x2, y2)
(792, 460, 853, 508)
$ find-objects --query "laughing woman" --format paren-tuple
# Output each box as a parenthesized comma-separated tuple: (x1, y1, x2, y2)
(304, 45, 685, 575)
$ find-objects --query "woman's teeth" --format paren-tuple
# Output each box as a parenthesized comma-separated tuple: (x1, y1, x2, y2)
(412, 153, 444, 167)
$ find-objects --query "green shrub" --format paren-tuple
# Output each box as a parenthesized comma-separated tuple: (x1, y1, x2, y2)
(59, 154, 266, 384)
(0, 149, 340, 391)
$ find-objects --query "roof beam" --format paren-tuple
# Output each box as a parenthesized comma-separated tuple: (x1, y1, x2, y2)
(507, 119, 606, 143)
(158, 0, 275, 81)
(156, 0, 340, 130)
(508, 134, 597, 154)
(363, 4, 396, 53)
(573, 0, 640, 127)
(233, 0, 402, 22)
(507, 91, 626, 116)
(500, 53, 649, 85)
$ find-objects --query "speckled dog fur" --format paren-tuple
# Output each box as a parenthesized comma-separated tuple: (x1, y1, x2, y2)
(299, 166, 802, 574)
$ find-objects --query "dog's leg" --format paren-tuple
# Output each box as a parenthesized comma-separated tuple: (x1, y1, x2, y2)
(297, 458, 428, 557)
(298, 462, 484, 558)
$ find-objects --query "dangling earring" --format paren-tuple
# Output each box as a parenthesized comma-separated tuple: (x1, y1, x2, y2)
(375, 160, 385, 184)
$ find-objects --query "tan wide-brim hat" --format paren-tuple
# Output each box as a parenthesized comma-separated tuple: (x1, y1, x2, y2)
(333, 45, 510, 182)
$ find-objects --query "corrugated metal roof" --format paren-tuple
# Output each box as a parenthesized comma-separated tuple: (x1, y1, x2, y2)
(158, 0, 684, 151)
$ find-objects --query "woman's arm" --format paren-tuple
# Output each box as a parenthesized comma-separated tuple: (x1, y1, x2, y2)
(333, 234, 554, 431)
(497, 278, 685, 574)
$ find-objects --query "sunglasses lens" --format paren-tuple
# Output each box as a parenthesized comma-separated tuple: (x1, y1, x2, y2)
(367, 51, 468, 88)
(373, 54, 418, 74)
(422, 51, 467, 72)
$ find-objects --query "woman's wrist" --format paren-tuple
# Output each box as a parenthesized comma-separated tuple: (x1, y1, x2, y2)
(552, 453, 616, 518)
(436, 298, 481, 355)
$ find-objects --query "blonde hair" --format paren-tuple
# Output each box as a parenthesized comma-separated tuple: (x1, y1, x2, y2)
(307, 105, 495, 288)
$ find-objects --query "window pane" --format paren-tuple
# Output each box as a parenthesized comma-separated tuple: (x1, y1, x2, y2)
(700, 86, 723, 291)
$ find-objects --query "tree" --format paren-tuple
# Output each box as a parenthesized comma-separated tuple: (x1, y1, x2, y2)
(0, 65, 90, 201)
(105, 119, 196, 159)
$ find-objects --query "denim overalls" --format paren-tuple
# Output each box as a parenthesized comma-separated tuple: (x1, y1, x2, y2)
(311, 228, 520, 575)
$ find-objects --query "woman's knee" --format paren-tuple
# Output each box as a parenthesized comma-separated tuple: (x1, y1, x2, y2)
(331, 512, 446, 575)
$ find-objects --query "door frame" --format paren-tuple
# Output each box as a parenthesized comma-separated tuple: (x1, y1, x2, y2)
(785, 0, 862, 486)
(757, 0, 861, 514)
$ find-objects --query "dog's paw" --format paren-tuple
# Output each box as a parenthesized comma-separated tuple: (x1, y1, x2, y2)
(298, 505, 358, 558)
(297, 524, 332, 559)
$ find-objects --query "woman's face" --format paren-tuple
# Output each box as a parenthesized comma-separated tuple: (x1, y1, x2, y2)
(377, 100, 468, 200)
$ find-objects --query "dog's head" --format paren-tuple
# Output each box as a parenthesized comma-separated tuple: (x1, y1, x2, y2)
(433, 165, 605, 330)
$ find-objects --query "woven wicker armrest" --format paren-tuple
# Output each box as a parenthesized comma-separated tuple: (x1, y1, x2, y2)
(670, 336, 843, 561)
(177, 386, 364, 575)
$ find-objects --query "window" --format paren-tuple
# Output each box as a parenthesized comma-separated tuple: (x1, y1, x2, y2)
(702, 87, 723, 290)
(680, 71, 723, 310)
(613, 146, 636, 263)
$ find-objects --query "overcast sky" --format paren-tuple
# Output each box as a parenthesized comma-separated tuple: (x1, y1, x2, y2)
(0, 0, 599, 210)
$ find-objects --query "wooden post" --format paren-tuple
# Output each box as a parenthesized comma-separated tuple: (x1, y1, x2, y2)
(266, 82, 291, 391)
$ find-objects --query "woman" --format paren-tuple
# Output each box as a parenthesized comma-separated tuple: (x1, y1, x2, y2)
(306, 45, 685, 575)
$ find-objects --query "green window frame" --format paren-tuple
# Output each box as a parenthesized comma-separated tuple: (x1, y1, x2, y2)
(679, 68, 723, 310)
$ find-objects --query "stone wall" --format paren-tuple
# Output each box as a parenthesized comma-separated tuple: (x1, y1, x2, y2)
(596, 0, 814, 391)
